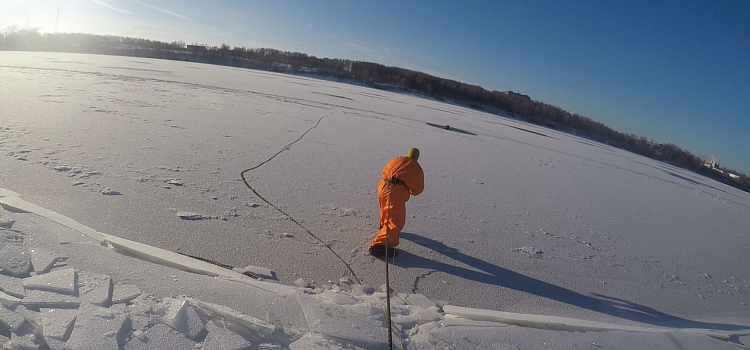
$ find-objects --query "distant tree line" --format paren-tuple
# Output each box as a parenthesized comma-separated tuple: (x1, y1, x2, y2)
(2, 30, 748, 193)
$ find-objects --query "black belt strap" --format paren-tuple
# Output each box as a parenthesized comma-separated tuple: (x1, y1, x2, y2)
(386, 177, 406, 186)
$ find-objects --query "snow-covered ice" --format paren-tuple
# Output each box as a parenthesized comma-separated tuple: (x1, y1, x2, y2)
(0, 52, 749, 349)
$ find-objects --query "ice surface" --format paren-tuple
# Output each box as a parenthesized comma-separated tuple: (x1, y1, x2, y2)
(163, 298, 205, 339)
(111, 283, 142, 303)
(2, 53, 750, 349)
(404, 294, 437, 309)
(298, 293, 387, 346)
(22, 267, 77, 295)
(66, 303, 128, 350)
(0, 303, 25, 331)
(0, 273, 25, 298)
(0, 243, 31, 277)
(123, 323, 198, 350)
(203, 319, 253, 350)
(40, 308, 78, 340)
(78, 271, 112, 306)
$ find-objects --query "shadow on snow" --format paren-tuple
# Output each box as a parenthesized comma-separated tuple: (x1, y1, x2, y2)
(398, 232, 748, 332)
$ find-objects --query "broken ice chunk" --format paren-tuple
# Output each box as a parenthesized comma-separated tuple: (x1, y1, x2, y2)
(166, 179, 184, 186)
(164, 299, 205, 339)
(41, 308, 78, 340)
(29, 247, 58, 274)
(53, 166, 71, 171)
(0, 243, 32, 277)
(204, 319, 253, 350)
(10, 323, 44, 350)
(16, 305, 41, 328)
(0, 273, 26, 298)
(0, 206, 15, 228)
(66, 303, 128, 350)
(0, 303, 25, 331)
(414, 306, 442, 324)
(78, 272, 112, 306)
(22, 267, 77, 295)
(123, 323, 197, 350)
(21, 289, 80, 308)
(111, 283, 142, 304)
(297, 294, 387, 346)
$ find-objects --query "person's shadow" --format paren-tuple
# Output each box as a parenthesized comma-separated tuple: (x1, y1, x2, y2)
(399, 232, 748, 332)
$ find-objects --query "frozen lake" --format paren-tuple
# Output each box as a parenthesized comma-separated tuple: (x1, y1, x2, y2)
(1, 52, 748, 330)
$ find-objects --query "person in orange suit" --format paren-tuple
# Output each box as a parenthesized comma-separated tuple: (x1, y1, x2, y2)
(369, 148, 424, 257)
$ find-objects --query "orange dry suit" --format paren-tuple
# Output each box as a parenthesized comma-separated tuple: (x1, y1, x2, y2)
(372, 156, 424, 247)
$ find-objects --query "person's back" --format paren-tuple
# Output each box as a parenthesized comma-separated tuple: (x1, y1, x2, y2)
(370, 148, 424, 257)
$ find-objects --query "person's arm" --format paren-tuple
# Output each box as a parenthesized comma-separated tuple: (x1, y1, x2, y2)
(406, 162, 424, 196)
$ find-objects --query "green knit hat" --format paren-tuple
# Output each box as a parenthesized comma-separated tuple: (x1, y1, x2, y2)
(407, 148, 420, 160)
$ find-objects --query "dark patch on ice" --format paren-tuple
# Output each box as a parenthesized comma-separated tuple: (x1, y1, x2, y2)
(177, 252, 260, 279)
(425, 123, 477, 136)
(286, 81, 313, 86)
(311, 92, 353, 101)
(399, 232, 748, 331)
(186, 66, 204, 70)
(127, 60, 151, 64)
(496, 122, 557, 139)
(575, 139, 613, 151)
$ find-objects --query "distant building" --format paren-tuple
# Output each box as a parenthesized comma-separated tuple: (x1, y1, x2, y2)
(187, 45, 206, 53)
(701, 159, 719, 169)
(729, 173, 740, 179)
(501, 91, 531, 100)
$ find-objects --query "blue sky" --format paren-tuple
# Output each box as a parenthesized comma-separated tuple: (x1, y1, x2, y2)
(3, 0, 749, 173)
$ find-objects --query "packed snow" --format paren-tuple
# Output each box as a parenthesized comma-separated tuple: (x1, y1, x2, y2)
(1, 52, 749, 348)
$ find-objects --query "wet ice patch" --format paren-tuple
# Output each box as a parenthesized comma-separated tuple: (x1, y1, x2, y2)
(100, 188, 122, 195)
(176, 211, 211, 220)
(166, 179, 183, 186)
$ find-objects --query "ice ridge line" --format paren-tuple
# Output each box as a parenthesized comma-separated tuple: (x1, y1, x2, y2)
(0, 187, 296, 297)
